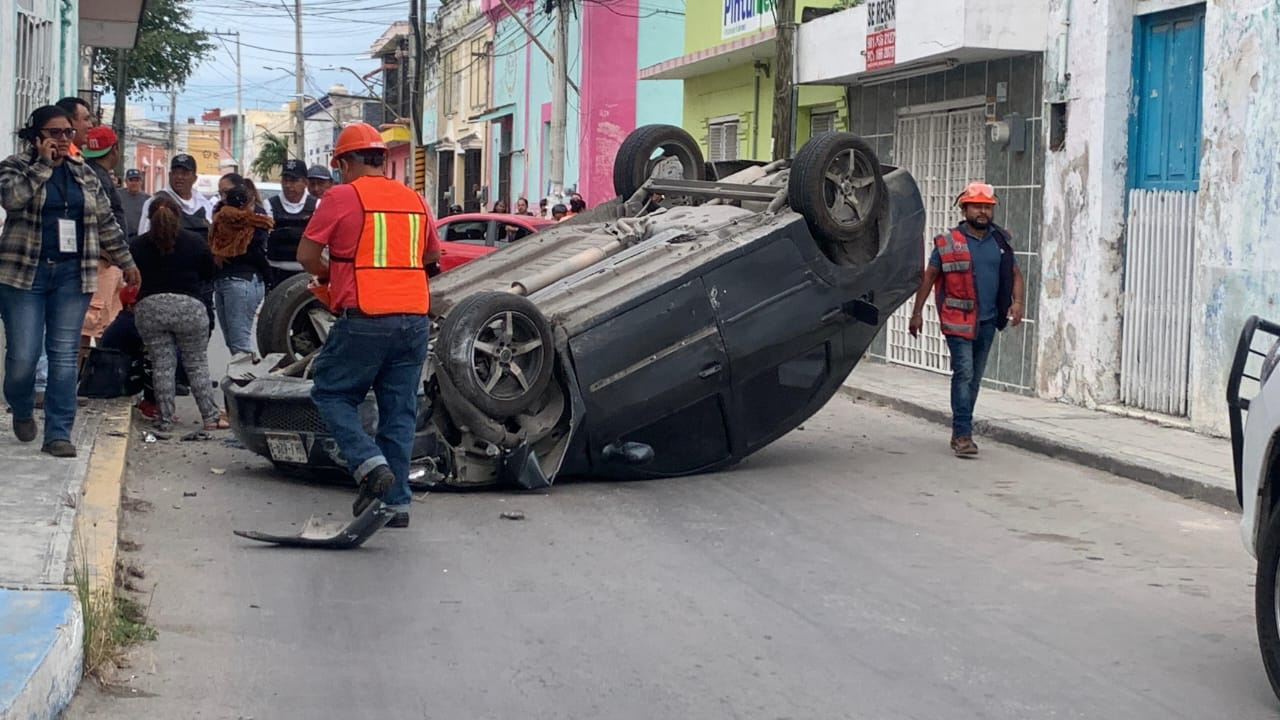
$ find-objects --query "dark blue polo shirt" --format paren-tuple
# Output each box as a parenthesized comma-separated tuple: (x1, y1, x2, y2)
(929, 222, 1012, 322)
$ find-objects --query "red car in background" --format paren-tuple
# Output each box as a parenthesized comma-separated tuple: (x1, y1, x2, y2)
(437, 213, 554, 271)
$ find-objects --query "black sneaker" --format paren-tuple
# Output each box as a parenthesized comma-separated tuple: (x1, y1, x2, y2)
(352, 465, 394, 517)
(385, 512, 410, 529)
(13, 417, 36, 443)
(41, 439, 76, 458)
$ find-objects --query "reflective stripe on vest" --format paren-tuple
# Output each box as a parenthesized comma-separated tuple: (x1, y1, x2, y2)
(339, 176, 431, 316)
(940, 322, 975, 335)
(932, 228, 978, 340)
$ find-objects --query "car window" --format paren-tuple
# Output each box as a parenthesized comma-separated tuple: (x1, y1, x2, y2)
(509, 225, 536, 242)
(442, 220, 488, 245)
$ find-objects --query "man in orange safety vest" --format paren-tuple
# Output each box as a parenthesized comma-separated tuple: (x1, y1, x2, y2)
(297, 122, 442, 528)
(907, 181, 1025, 458)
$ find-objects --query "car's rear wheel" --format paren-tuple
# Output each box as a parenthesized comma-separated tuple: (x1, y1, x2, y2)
(612, 124, 706, 200)
(438, 291, 555, 418)
(788, 132, 887, 265)
(1257, 507, 1280, 700)
(256, 273, 332, 360)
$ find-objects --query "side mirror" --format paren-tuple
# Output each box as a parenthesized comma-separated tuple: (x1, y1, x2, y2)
(844, 296, 880, 326)
(602, 441, 655, 466)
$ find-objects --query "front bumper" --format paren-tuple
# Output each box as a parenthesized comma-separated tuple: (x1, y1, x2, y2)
(223, 374, 438, 473)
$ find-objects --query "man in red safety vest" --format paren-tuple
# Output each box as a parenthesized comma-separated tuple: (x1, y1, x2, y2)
(907, 181, 1025, 458)
(296, 122, 441, 528)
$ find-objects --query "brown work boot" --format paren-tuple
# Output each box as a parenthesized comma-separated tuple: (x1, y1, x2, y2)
(951, 435, 979, 457)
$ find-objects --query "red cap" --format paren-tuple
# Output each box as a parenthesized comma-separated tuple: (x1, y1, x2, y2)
(82, 126, 119, 158)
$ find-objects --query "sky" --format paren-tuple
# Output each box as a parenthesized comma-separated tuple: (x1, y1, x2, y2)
(118, 0, 425, 123)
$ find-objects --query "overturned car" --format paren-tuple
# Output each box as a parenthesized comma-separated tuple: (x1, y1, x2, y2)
(224, 126, 926, 490)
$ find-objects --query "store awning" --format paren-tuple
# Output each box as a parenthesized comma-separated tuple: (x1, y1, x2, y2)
(79, 0, 146, 48)
(638, 28, 776, 81)
(380, 124, 412, 146)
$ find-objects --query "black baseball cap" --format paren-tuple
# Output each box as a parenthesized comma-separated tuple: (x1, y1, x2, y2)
(307, 164, 332, 181)
(281, 159, 307, 178)
(125, 169, 142, 180)
(170, 154, 196, 172)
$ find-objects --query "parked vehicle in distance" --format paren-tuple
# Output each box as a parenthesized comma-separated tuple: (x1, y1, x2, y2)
(1228, 316, 1280, 702)
(226, 125, 925, 495)
(436, 212, 554, 271)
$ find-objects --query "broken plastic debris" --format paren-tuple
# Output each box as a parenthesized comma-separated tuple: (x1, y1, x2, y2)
(500, 511, 526, 521)
(182, 431, 213, 442)
(142, 432, 157, 443)
(210, 468, 227, 475)
(183, 491, 198, 497)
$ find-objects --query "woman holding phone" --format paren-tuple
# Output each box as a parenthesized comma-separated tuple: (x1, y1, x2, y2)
(0, 105, 139, 457)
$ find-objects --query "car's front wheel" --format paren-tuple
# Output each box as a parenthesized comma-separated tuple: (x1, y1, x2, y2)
(437, 291, 555, 418)
(1257, 506, 1280, 699)
(256, 273, 332, 361)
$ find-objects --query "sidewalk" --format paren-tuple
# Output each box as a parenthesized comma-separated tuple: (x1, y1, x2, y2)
(0, 399, 132, 720)
(841, 361, 1237, 510)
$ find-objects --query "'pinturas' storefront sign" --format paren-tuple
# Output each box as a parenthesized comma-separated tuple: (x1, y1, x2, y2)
(723, 0, 776, 39)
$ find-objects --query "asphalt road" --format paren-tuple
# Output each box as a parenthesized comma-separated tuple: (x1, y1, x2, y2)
(65, 393, 1276, 720)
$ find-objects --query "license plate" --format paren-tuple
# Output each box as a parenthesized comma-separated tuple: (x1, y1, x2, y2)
(266, 433, 308, 464)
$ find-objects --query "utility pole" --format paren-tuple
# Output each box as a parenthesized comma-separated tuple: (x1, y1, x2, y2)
(294, 0, 306, 162)
(113, 48, 128, 178)
(409, 0, 421, 190)
(235, 32, 243, 171)
(771, 0, 796, 161)
(167, 86, 177, 188)
(548, 0, 569, 205)
(212, 31, 245, 172)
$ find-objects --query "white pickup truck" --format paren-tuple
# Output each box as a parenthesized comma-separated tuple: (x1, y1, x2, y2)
(1227, 316, 1280, 700)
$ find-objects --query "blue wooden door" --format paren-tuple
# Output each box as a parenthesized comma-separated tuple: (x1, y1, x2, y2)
(1129, 5, 1204, 191)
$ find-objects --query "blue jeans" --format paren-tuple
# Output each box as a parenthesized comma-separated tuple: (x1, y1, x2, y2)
(0, 260, 92, 441)
(214, 275, 264, 355)
(310, 313, 429, 509)
(945, 320, 997, 437)
(35, 353, 47, 393)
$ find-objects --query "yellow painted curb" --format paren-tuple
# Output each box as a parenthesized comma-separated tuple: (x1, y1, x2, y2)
(70, 400, 134, 594)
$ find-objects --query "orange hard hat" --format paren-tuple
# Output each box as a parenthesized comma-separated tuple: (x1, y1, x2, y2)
(955, 181, 998, 206)
(331, 122, 387, 167)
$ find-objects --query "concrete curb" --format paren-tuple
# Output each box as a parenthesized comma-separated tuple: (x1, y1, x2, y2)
(0, 588, 83, 720)
(72, 401, 134, 592)
(839, 385, 1239, 512)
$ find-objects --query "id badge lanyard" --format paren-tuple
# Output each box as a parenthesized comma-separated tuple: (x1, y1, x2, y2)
(53, 170, 76, 254)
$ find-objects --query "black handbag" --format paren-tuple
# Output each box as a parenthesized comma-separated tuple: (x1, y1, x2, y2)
(77, 347, 145, 398)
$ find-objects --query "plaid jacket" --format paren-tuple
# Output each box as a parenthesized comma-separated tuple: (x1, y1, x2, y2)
(0, 148, 135, 293)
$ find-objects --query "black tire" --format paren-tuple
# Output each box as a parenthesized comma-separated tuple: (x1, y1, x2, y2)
(612, 124, 706, 199)
(438, 291, 555, 418)
(788, 132, 888, 265)
(1257, 506, 1280, 700)
(256, 272, 331, 359)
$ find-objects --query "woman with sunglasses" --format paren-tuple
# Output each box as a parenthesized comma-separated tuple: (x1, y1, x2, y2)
(0, 105, 139, 457)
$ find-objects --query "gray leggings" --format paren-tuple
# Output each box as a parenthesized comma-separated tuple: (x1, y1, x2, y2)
(135, 293, 220, 426)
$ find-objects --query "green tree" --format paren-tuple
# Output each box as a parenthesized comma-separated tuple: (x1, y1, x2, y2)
(250, 132, 290, 182)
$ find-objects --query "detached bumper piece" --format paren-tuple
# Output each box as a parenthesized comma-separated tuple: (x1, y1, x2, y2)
(233, 501, 395, 549)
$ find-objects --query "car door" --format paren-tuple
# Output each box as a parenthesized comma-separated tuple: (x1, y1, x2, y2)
(703, 230, 839, 454)
(568, 278, 733, 476)
(437, 219, 495, 271)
